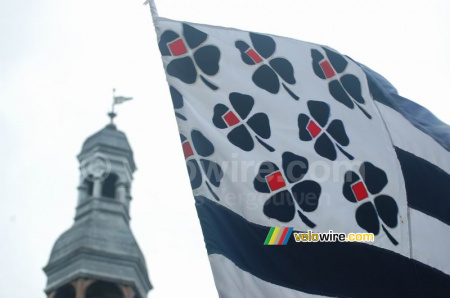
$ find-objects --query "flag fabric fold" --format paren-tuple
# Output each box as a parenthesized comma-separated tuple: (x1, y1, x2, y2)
(150, 14, 450, 297)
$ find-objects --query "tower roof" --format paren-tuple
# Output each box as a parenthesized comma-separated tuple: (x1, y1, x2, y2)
(79, 124, 136, 172)
(44, 212, 152, 296)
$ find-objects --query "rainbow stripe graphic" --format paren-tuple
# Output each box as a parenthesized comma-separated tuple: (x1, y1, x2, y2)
(264, 227, 293, 245)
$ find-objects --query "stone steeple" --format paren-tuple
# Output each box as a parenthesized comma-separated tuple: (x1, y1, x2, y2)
(43, 122, 152, 298)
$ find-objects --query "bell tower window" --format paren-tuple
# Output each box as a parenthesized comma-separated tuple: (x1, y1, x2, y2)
(86, 281, 124, 298)
(102, 173, 118, 198)
(54, 284, 75, 298)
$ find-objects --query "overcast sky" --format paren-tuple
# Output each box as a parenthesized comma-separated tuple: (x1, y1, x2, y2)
(1, 0, 449, 297)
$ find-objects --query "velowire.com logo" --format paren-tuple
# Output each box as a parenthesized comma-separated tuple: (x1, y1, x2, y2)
(264, 227, 374, 245)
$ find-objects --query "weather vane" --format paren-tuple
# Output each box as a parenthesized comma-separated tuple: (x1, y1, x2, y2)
(108, 88, 133, 125)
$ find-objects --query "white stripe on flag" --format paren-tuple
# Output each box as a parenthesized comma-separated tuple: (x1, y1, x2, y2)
(209, 254, 327, 298)
(376, 103, 450, 175)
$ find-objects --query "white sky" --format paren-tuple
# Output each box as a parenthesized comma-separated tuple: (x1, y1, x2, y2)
(1, 0, 449, 297)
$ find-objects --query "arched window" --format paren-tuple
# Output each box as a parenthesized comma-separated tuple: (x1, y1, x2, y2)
(54, 284, 76, 298)
(101, 173, 118, 199)
(85, 281, 123, 298)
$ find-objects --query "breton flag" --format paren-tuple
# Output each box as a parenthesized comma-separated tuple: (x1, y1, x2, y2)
(148, 2, 450, 297)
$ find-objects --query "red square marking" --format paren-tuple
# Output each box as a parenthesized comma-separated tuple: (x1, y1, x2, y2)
(265, 171, 286, 191)
(307, 120, 322, 138)
(223, 111, 240, 127)
(246, 49, 263, 63)
(169, 39, 187, 56)
(182, 141, 194, 159)
(352, 181, 369, 201)
(320, 60, 336, 78)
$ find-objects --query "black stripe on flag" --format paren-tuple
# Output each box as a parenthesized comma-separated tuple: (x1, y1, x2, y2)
(357, 62, 450, 152)
(395, 147, 450, 225)
(195, 196, 450, 297)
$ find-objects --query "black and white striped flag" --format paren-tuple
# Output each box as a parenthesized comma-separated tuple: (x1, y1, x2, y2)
(149, 4, 450, 297)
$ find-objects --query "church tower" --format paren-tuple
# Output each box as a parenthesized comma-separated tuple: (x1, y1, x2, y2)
(43, 118, 152, 298)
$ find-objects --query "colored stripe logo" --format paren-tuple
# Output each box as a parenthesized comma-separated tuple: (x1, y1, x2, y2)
(264, 227, 293, 245)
